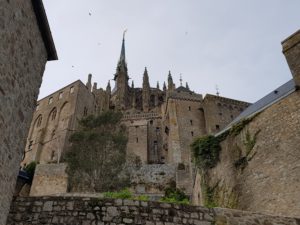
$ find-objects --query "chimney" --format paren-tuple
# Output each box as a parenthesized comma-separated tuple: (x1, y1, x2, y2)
(282, 30, 300, 87)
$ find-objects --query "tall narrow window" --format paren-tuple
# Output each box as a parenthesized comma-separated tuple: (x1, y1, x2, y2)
(59, 92, 63, 99)
(51, 109, 57, 121)
(191, 131, 194, 136)
(70, 86, 74, 93)
(188, 106, 191, 111)
(84, 107, 88, 116)
(216, 125, 220, 130)
(190, 120, 193, 125)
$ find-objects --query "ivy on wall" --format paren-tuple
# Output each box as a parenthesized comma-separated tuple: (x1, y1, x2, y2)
(191, 114, 260, 209)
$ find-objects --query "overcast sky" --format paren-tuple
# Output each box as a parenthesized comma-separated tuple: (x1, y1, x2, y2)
(41, 0, 300, 103)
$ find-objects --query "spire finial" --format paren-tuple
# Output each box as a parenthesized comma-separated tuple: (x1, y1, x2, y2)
(157, 81, 160, 89)
(123, 29, 127, 40)
(131, 80, 134, 88)
(216, 85, 220, 96)
(179, 73, 183, 86)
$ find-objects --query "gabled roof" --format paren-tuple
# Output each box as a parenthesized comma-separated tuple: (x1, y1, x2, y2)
(217, 79, 296, 135)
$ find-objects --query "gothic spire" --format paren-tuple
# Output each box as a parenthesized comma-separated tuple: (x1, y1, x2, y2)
(119, 33, 126, 63)
(115, 31, 128, 79)
(131, 80, 134, 88)
(106, 80, 111, 93)
(143, 67, 150, 87)
(186, 82, 190, 90)
(163, 82, 167, 91)
(167, 70, 174, 90)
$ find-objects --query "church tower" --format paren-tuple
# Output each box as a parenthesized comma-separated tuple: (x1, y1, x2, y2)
(114, 32, 130, 110)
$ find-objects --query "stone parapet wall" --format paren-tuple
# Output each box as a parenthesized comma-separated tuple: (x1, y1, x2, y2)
(7, 196, 299, 225)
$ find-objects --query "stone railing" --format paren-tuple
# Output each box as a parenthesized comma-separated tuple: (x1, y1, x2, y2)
(7, 196, 299, 225)
(122, 112, 161, 120)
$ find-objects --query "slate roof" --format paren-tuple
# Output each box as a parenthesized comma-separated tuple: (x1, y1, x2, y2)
(217, 79, 296, 135)
(176, 86, 191, 93)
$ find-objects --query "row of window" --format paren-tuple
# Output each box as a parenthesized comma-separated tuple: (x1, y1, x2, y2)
(36, 86, 74, 110)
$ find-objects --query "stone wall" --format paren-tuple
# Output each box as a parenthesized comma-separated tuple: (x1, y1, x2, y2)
(0, 0, 56, 224)
(130, 164, 176, 194)
(30, 163, 68, 197)
(192, 90, 300, 218)
(7, 196, 300, 225)
(202, 94, 250, 134)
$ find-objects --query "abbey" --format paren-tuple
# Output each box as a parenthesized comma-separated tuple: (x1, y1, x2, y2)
(22, 35, 250, 196)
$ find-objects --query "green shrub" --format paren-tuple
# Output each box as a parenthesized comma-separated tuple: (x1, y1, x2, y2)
(134, 195, 150, 201)
(191, 135, 221, 170)
(160, 187, 189, 205)
(103, 188, 132, 199)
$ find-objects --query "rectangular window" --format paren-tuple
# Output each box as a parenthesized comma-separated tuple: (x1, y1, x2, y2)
(70, 86, 74, 93)
(216, 125, 220, 130)
(190, 120, 193, 125)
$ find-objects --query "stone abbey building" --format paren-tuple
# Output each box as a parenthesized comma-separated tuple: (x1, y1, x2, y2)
(22, 36, 250, 195)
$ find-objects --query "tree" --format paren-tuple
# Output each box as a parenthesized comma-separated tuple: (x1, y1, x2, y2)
(64, 111, 129, 192)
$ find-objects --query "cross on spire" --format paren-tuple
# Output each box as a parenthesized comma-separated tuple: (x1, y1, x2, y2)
(180, 74, 183, 86)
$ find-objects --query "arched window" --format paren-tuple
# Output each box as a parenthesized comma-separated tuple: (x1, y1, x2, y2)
(36, 116, 42, 127)
(50, 108, 57, 121)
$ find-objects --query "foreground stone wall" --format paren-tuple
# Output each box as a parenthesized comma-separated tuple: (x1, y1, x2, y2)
(0, 0, 56, 224)
(7, 196, 299, 225)
(193, 90, 300, 218)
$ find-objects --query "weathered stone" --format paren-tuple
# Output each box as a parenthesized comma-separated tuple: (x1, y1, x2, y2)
(43, 201, 53, 212)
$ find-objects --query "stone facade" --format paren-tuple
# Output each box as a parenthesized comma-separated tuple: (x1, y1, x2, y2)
(7, 196, 300, 225)
(30, 163, 68, 197)
(192, 30, 300, 218)
(0, 0, 56, 224)
(22, 35, 250, 196)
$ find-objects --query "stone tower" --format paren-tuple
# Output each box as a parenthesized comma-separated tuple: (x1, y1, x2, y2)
(282, 30, 300, 87)
(114, 34, 130, 110)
